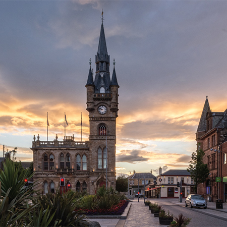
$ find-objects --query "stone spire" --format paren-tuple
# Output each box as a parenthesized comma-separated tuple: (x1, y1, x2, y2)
(197, 96, 211, 132)
(97, 22, 108, 57)
(86, 66, 93, 86)
(110, 59, 119, 87)
(86, 58, 93, 86)
(94, 13, 110, 93)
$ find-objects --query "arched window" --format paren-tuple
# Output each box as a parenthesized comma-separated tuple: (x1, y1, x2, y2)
(76, 181, 80, 192)
(66, 153, 70, 168)
(82, 155, 87, 170)
(99, 125, 106, 135)
(60, 153, 64, 169)
(50, 182, 55, 193)
(76, 155, 81, 170)
(44, 182, 48, 194)
(82, 181, 87, 191)
(49, 154, 54, 170)
(98, 148, 102, 169)
(44, 154, 48, 170)
(103, 147, 107, 169)
(100, 87, 105, 93)
(98, 147, 107, 169)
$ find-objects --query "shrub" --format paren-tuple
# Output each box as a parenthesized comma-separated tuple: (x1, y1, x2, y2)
(170, 213, 191, 227)
(159, 209, 173, 219)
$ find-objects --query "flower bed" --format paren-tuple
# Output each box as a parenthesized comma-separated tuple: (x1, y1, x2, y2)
(75, 199, 129, 215)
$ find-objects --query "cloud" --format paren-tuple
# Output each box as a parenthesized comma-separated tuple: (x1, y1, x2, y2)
(120, 118, 196, 141)
(176, 154, 191, 163)
(117, 150, 149, 163)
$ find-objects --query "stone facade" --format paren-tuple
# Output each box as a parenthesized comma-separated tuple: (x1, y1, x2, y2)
(31, 20, 119, 195)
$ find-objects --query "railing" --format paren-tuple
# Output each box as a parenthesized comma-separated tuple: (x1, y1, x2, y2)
(89, 135, 115, 140)
(93, 93, 112, 100)
(56, 168, 74, 174)
(32, 140, 89, 149)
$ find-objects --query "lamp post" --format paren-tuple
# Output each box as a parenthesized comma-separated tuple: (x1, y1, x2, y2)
(138, 176, 139, 202)
(211, 145, 221, 200)
(144, 176, 146, 203)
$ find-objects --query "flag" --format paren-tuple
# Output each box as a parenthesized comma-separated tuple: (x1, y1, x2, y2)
(47, 112, 49, 126)
(65, 114, 68, 126)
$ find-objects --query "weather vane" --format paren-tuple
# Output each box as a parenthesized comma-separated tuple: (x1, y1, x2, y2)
(101, 10, 104, 23)
(89, 58, 91, 66)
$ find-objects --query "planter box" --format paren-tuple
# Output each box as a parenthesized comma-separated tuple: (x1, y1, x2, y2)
(154, 213, 159, 217)
(159, 217, 173, 225)
(145, 204, 149, 206)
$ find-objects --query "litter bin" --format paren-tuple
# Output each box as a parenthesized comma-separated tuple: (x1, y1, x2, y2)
(216, 199, 223, 209)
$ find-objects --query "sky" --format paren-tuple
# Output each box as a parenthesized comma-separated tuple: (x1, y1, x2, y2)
(1, 0, 227, 176)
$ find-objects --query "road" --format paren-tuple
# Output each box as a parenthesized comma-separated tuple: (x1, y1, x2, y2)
(151, 198, 227, 227)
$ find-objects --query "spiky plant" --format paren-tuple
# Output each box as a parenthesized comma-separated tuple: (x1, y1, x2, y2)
(0, 158, 33, 203)
(33, 191, 86, 226)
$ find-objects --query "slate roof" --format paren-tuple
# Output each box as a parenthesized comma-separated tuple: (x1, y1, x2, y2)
(21, 162, 32, 169)
(215, 110, 227, 129)
(98, 23, 108, 56)
(110, 67, 119, 87)
(94, 72, 111, 93)
(129, 173, 156, 179)
(86, 67, 94, 86)
(87, 21, 119, 93)
(161, 170, 190, 176)
(197, 97, 210, 132)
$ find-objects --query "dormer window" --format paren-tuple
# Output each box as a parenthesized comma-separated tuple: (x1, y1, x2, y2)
(100, 87, 105, 93)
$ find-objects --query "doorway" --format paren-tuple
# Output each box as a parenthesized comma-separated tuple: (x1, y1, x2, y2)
(168, 187, 174, 197)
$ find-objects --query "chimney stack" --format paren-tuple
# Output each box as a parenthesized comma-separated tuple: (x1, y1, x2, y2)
(159, 167, 162, 175)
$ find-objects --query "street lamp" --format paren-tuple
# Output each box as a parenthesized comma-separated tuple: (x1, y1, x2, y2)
(210, 146, 221, 200)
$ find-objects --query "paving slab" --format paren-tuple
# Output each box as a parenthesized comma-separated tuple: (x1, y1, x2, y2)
(124, 199, 168, 227)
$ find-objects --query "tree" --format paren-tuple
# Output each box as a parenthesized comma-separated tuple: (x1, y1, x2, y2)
(187, 148, 209, 193)
(116, 175, 128, 192)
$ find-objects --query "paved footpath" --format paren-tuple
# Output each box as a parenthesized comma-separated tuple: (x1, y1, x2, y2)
(124, 199, 168, 227)
(90, 199, 168, 227)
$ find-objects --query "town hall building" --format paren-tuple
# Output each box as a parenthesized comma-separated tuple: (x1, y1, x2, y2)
(31, 20, 119, 194)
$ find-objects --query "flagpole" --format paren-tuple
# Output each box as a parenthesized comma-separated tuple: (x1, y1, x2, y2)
(64, 112, 65, 138)
(81, 112, 82, 142)
(47, 112, 48, 141)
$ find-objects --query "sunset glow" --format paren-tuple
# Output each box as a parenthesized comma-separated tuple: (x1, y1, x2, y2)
(1, 1, 227, 176)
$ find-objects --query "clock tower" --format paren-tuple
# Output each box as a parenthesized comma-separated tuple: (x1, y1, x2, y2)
(85, 20, 119, 192)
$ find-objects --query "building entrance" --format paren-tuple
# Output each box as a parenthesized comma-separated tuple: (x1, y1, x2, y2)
(168, 187, 174, 197)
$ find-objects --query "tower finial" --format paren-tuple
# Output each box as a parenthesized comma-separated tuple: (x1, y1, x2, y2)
(206, 96, 208, 100)
(89, 58, 92, 67)
(101, 10, 104, 23)
(113, 58, 115, 67)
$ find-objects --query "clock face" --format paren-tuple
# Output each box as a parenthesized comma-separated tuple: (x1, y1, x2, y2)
(98, 105, 107, 115)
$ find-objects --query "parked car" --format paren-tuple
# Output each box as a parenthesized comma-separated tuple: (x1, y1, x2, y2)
(135, 193, 144, 198)
(185, 194, 207, 209)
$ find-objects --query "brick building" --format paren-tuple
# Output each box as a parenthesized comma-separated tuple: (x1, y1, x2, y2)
(32, 19, 119, 195)
(196, 97, 227, 201)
